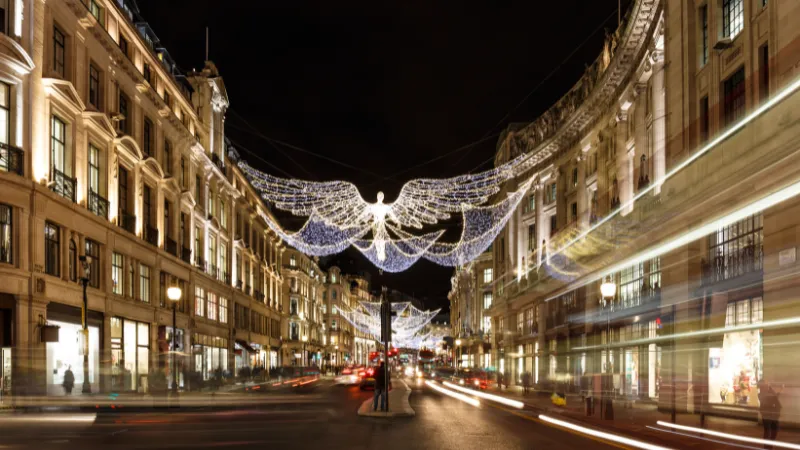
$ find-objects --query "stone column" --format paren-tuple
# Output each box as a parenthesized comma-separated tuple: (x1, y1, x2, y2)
(634, 83, 647, 193)
(535, 182, 545, 268)
(651, 51, 666, 194)
(577, 150, 588, 229)
(616, 110, 633, 216)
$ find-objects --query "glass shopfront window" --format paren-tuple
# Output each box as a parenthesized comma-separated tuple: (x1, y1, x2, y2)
(158, 326, 185, 389)
(709, 297, 763, 407)
(192, 333, 228, 380)
(46, 320, 100, 395)
(110, 317, 150, 392)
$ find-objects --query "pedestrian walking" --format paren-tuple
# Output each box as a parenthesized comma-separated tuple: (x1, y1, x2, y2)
(758, 379, 783, 449)
(373, 361, 388, 412)
(521, 372, 531, 395)
(62, 366, 75, 395)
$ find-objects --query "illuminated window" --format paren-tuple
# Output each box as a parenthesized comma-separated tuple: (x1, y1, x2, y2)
(195, 287, 205, 317)
(699, 5, 709, 66)
(207, 292, 218, 321)
(44, 222, 60, 276)
(139, 264, 151, 303)
(723, 67, 746, 126)
(722, 0, 743, 38)
(483, 268, 493, 284)
(0, 205, 11, 264)
(53, 26, 65, 78)
(483, 292, 492, 309)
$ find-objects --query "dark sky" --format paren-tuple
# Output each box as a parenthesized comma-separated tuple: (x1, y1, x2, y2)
(136, 0, 630, 312)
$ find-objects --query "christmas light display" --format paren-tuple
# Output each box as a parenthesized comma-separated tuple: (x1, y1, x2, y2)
(240, 154, 533, 272)
(337, 299, 441, 347)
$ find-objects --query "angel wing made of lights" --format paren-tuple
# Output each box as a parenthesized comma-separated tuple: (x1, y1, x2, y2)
(241, 154, 532, 271)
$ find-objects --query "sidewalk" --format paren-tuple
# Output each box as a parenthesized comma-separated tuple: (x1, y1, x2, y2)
(358, 380, 415, 418)
(486, 386, 800, 449)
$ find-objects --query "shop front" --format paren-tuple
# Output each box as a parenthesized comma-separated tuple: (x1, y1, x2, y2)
(270, 348, 279, 368)
(110, 317, 151, 393)
(193, 333, 229, 380)
(234, 340, 256, 375)
(157, 326, 185, 389)
(0, 300, 13, 399)
(46, 303, 102, 395)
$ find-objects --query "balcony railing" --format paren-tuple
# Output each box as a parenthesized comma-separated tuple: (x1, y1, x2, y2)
(88, 190, 109, 219)
(144, 225, 158, 246)
(223, 272, 231, 285)
(245, 284, 252, 296)
(208, 264, 218, 279)
(211, 153, 225, 172)
(255, 290, 265, 302)
(119, 211, 136, 234)
(702, 245, 764, 285)
(51, 168, 77, 203)
(195, 255, 206, 271)
(0, 143, 24, 176)
(165, 237, 178, 257)
(181, 246, 192, 264)
(236, 280, 243, 290)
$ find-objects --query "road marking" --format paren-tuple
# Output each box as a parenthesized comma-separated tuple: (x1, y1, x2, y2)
(656, 421, 800, 449)
(647, 426, 761, 450)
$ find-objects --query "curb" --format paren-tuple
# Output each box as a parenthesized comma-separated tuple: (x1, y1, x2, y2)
(357, 380, 415, 418)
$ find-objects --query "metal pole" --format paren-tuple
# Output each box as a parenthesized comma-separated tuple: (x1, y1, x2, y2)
(82, 278, 91, 394)
(172, 303, 178, 393)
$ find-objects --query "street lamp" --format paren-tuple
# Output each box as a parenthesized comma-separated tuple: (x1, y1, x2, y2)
(455, 339, 462, 369)
(78, 255, 92, 394)
(301, 335, 308, 366)
(167, 283, 182, 393)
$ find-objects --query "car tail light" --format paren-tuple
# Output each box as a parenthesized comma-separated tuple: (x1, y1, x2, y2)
(359, 371, 366, 377)
(367, 368, 374, 376)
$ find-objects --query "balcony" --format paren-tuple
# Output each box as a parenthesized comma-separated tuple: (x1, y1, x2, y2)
(51, 169, 77, 203)
(119, 211, 136, 234)
(195, 255, 206, 271)
(702, 245, 763, 286)
(165, 237, 178, 257)
(236, 279, 243, 290)
(144, 225, 158, 247)
(0, 143, 24, 176)
(245, 284, 252, 296)
(223, 272, 231, 285)
(181, 246, 191, 264)
(255, 290, 265, 302)
(208, 263, 218, 279)
(88, 190, 109, 219)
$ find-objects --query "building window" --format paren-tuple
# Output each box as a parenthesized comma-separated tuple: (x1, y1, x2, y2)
(87, 0, 103, 24)
(68, 239, 76, 282)
(550, 215, 558, 237)
(700, 96, 710, 143)
(725, 297, 763, 327)
(50, 115, 67, 175)
(722, 0, 744, 39)
(0, 82, 8, 146)
(112, 252, 123, 295)
(195, 287, 205, 317)
(0, 204, 10, 264)
(290, 255, 297, 267)
(219, 198, 227, 229)
(44, 222, 60, 276)
(142, 63, 151, 84)
(571, 167, 578, 188)
(88, 64, 102, 109)
(143, 117, 153, 157)
(180, 158, 186, 188)
(723, 67, 746, 126)
(119, 34, 129, 57)
(700, 5, 708, 66)
(483, 268, 493, 284)
(207, 292, 218, 321)
(571, 202, 578, 223)
(545, 182, 557, 204)
(483, 292, 492, 309)
(85, 239, 100, 288)
(163, 139, 172, 175)
(53, 26, 65, 78)
(118, 91, 129, 134)
(708, 214, 763, 282)
(517, 312, 524, 333)
(88, 143, 101, 197)
(219, 297, 228, 324)
(483, 317, 491, 333)
(139, 264, 151, 303)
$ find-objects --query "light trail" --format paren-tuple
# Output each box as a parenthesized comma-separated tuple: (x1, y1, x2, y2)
(0, 414, 97, 423)
(424, 380, 480, 407)
(539, 415, 672, 450)
(656, 421, 800, 450)
(442, 381, 525, 409)
(646, 426, 762, 450)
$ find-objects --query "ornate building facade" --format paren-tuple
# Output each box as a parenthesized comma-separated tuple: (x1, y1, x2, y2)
(487, 0, 800, 424)
(0, 0, 285, 396)
(448, 249, 493, 368)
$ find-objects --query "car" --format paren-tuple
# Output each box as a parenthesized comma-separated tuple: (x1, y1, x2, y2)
(431, 367, 455, 382)
(358, 366, 377, 390)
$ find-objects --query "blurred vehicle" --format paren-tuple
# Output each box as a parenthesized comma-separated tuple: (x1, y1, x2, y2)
(336, 366, 360, 385)
(432, 367, 455, 382)
(359, 366, 393, 391)
(463, 369, 492, 390)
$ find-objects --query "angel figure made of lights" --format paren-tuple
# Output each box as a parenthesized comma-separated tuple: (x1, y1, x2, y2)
(239, 155, 534, 272)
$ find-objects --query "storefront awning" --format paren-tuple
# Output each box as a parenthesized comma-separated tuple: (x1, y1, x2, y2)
(235, 339, 257, 354)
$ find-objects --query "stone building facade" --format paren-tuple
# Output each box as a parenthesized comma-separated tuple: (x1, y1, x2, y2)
(485, 0, 800, 424)
(448, 250, 493, 369)
(0, 0, 285, 396)
(280, 249, 324, 367)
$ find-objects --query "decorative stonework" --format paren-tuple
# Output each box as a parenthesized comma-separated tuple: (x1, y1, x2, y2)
(499, 0, 662, 175)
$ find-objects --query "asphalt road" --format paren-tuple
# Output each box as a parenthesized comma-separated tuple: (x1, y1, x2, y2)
(0, 380, 626, 450)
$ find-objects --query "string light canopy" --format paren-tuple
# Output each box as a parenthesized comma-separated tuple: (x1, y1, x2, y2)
(337, 300, 441, 348)
(241, 154, 534, 272)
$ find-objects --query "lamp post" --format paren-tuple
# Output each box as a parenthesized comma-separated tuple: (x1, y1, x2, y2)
(167, 283, 183, 393)
(78, 255, 92, 394)
(334, 345, 339, 371)
(301, 335, 308, 366)
(600, 276, 616, 419)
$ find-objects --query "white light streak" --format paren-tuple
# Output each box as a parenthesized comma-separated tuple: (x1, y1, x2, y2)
(425, 380, 480, 407)
(539, 415, 672, 450)
(542, 74, 800, 272)
(656, 421, 800, 450)
(0, 414, 97, 423)
(442, 381, 524, 409)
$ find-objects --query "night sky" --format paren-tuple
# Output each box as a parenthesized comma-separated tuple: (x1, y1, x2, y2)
(136, 0, 630, 312)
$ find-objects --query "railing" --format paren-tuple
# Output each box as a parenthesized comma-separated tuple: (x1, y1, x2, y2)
(165, 237, 178, 256)
(144, 225, 158, 246)
(236, 279, 243, 290)
(245, 284, 252, 296)
(702, 245, 764, 285)
(51, 168, 77, 203)
(0, 143, 23, 176)
(181, 246, 192, 264)
(87, 190, 109, 219)
(223, 272, 231, 285)
(119, 211, 136, 234)
(195, 255, 206, 271)
(209, 264, 219, 280)
(255, 290, 265, 302)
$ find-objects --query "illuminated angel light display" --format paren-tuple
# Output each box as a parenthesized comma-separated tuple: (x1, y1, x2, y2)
(337, 300, 440, 348)
(240, 154, 533, 272)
